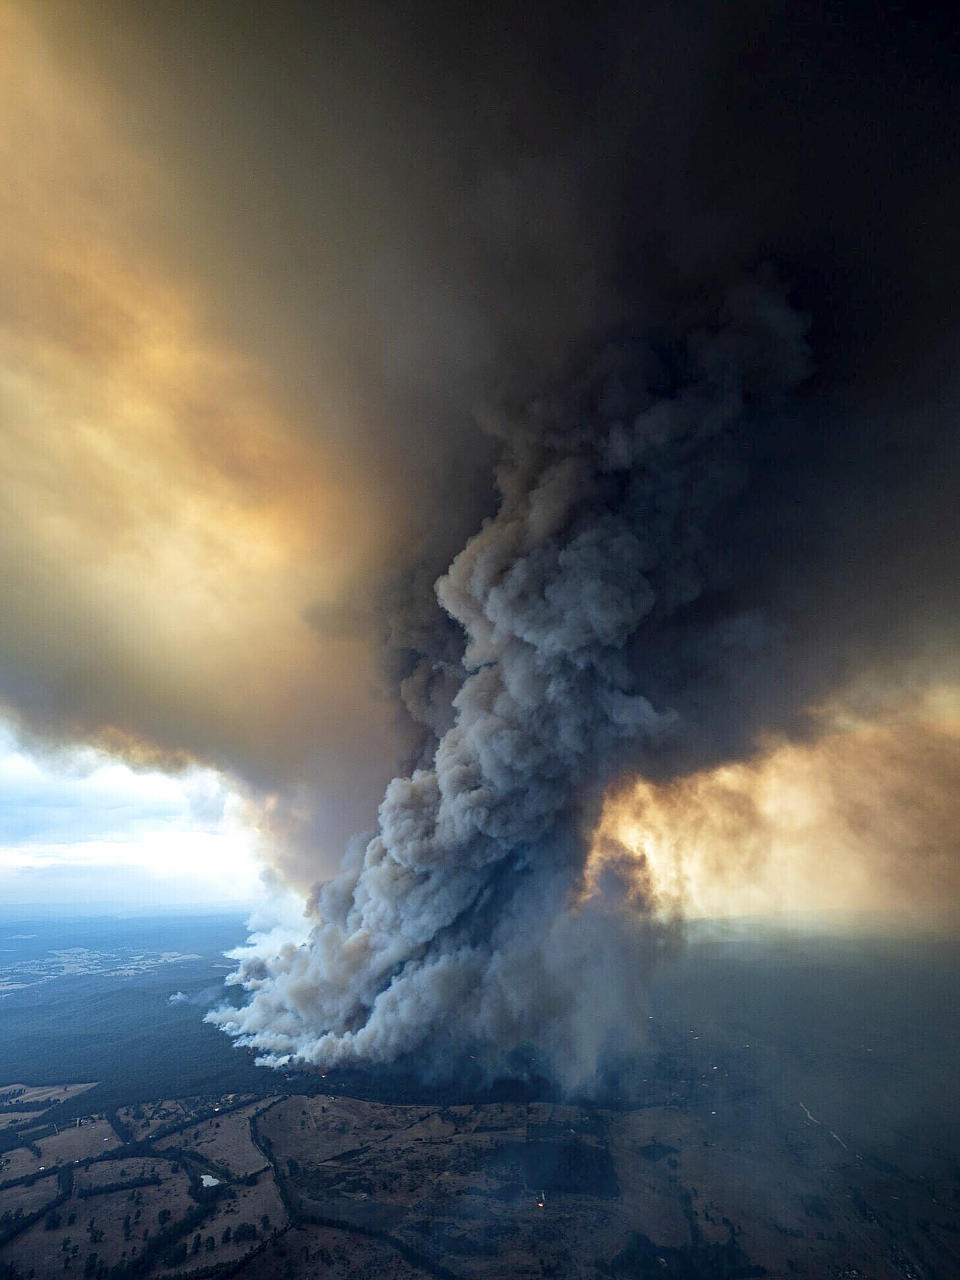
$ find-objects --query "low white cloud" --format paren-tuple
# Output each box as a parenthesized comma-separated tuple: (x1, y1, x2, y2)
(0, 720, 263, 908)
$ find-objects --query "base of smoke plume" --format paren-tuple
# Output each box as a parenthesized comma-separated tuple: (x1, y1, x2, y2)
(209, 882, 683, 1098)
(211, 903, 960, 1108)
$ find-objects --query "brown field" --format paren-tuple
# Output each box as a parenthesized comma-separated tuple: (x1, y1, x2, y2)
(0, 1177, 60, 1222)
(0, 1084, 97, 1108)
(153, 1174, 288, 1277)
(75, 1159, 161, 1192)
(116, 1093, 259, 1142)
(0, 1144, 44, 1182)
(9, 1171, 195, 1276)
(1, 1077, 957, 1279)
(0, 1113, 40, 1135)
(599, 1097, 954, 1280)
(35, 1117, 121, 1165)
(155, 1098, 278, 1179)
(115, 1100, 199, 1142)
(249, 1091, 960, 1279)
(233, 1224, 439, 1280)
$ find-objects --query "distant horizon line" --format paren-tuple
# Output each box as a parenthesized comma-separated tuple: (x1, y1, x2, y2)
(0, 901, 258, 918)
(0, 902, 956, 933)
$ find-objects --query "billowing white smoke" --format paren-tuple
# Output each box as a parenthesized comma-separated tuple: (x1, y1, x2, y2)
(209, 279, 811, 1090)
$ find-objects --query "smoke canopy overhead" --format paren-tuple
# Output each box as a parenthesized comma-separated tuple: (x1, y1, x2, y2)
(2, 1, 960, 1085)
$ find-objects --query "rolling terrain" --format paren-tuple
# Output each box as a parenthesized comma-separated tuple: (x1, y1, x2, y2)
(1, 914, 957, 1279)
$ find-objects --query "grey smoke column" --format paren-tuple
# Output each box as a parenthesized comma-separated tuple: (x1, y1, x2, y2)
(210, 278, 811, 1087)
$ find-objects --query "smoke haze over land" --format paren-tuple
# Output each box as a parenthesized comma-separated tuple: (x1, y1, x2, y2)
(2, 1, 960, 1084)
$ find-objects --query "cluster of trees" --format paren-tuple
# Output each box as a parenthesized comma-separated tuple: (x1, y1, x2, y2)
(77, 1178, 159, 1201)
(107, 1197, 221, 1279)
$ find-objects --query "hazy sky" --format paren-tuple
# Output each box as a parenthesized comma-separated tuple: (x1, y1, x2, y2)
(2, 0, 960, 938)
(0, 1, 415, 902)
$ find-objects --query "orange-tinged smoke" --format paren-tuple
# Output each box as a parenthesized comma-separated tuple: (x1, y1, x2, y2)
(0, 3, 400, 874)
(585, 691, 960, 921)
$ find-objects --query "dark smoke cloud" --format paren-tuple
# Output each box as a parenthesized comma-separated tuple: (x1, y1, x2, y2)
(209, 2, 960, 1084)
(7, 2, 960, 1081)
(210, 278, 824, 1085)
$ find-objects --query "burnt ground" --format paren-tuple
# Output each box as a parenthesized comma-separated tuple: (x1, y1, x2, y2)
(1, 1050, 957, 1280)
(1, 921, 958, 1278)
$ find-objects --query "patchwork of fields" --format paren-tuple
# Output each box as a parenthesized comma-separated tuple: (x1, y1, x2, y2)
(1, 914, 958, 1279)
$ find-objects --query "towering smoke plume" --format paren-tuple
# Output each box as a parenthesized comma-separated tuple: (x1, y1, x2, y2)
(211, 278, 817, 1087)
(3, 2, 960, 1080)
